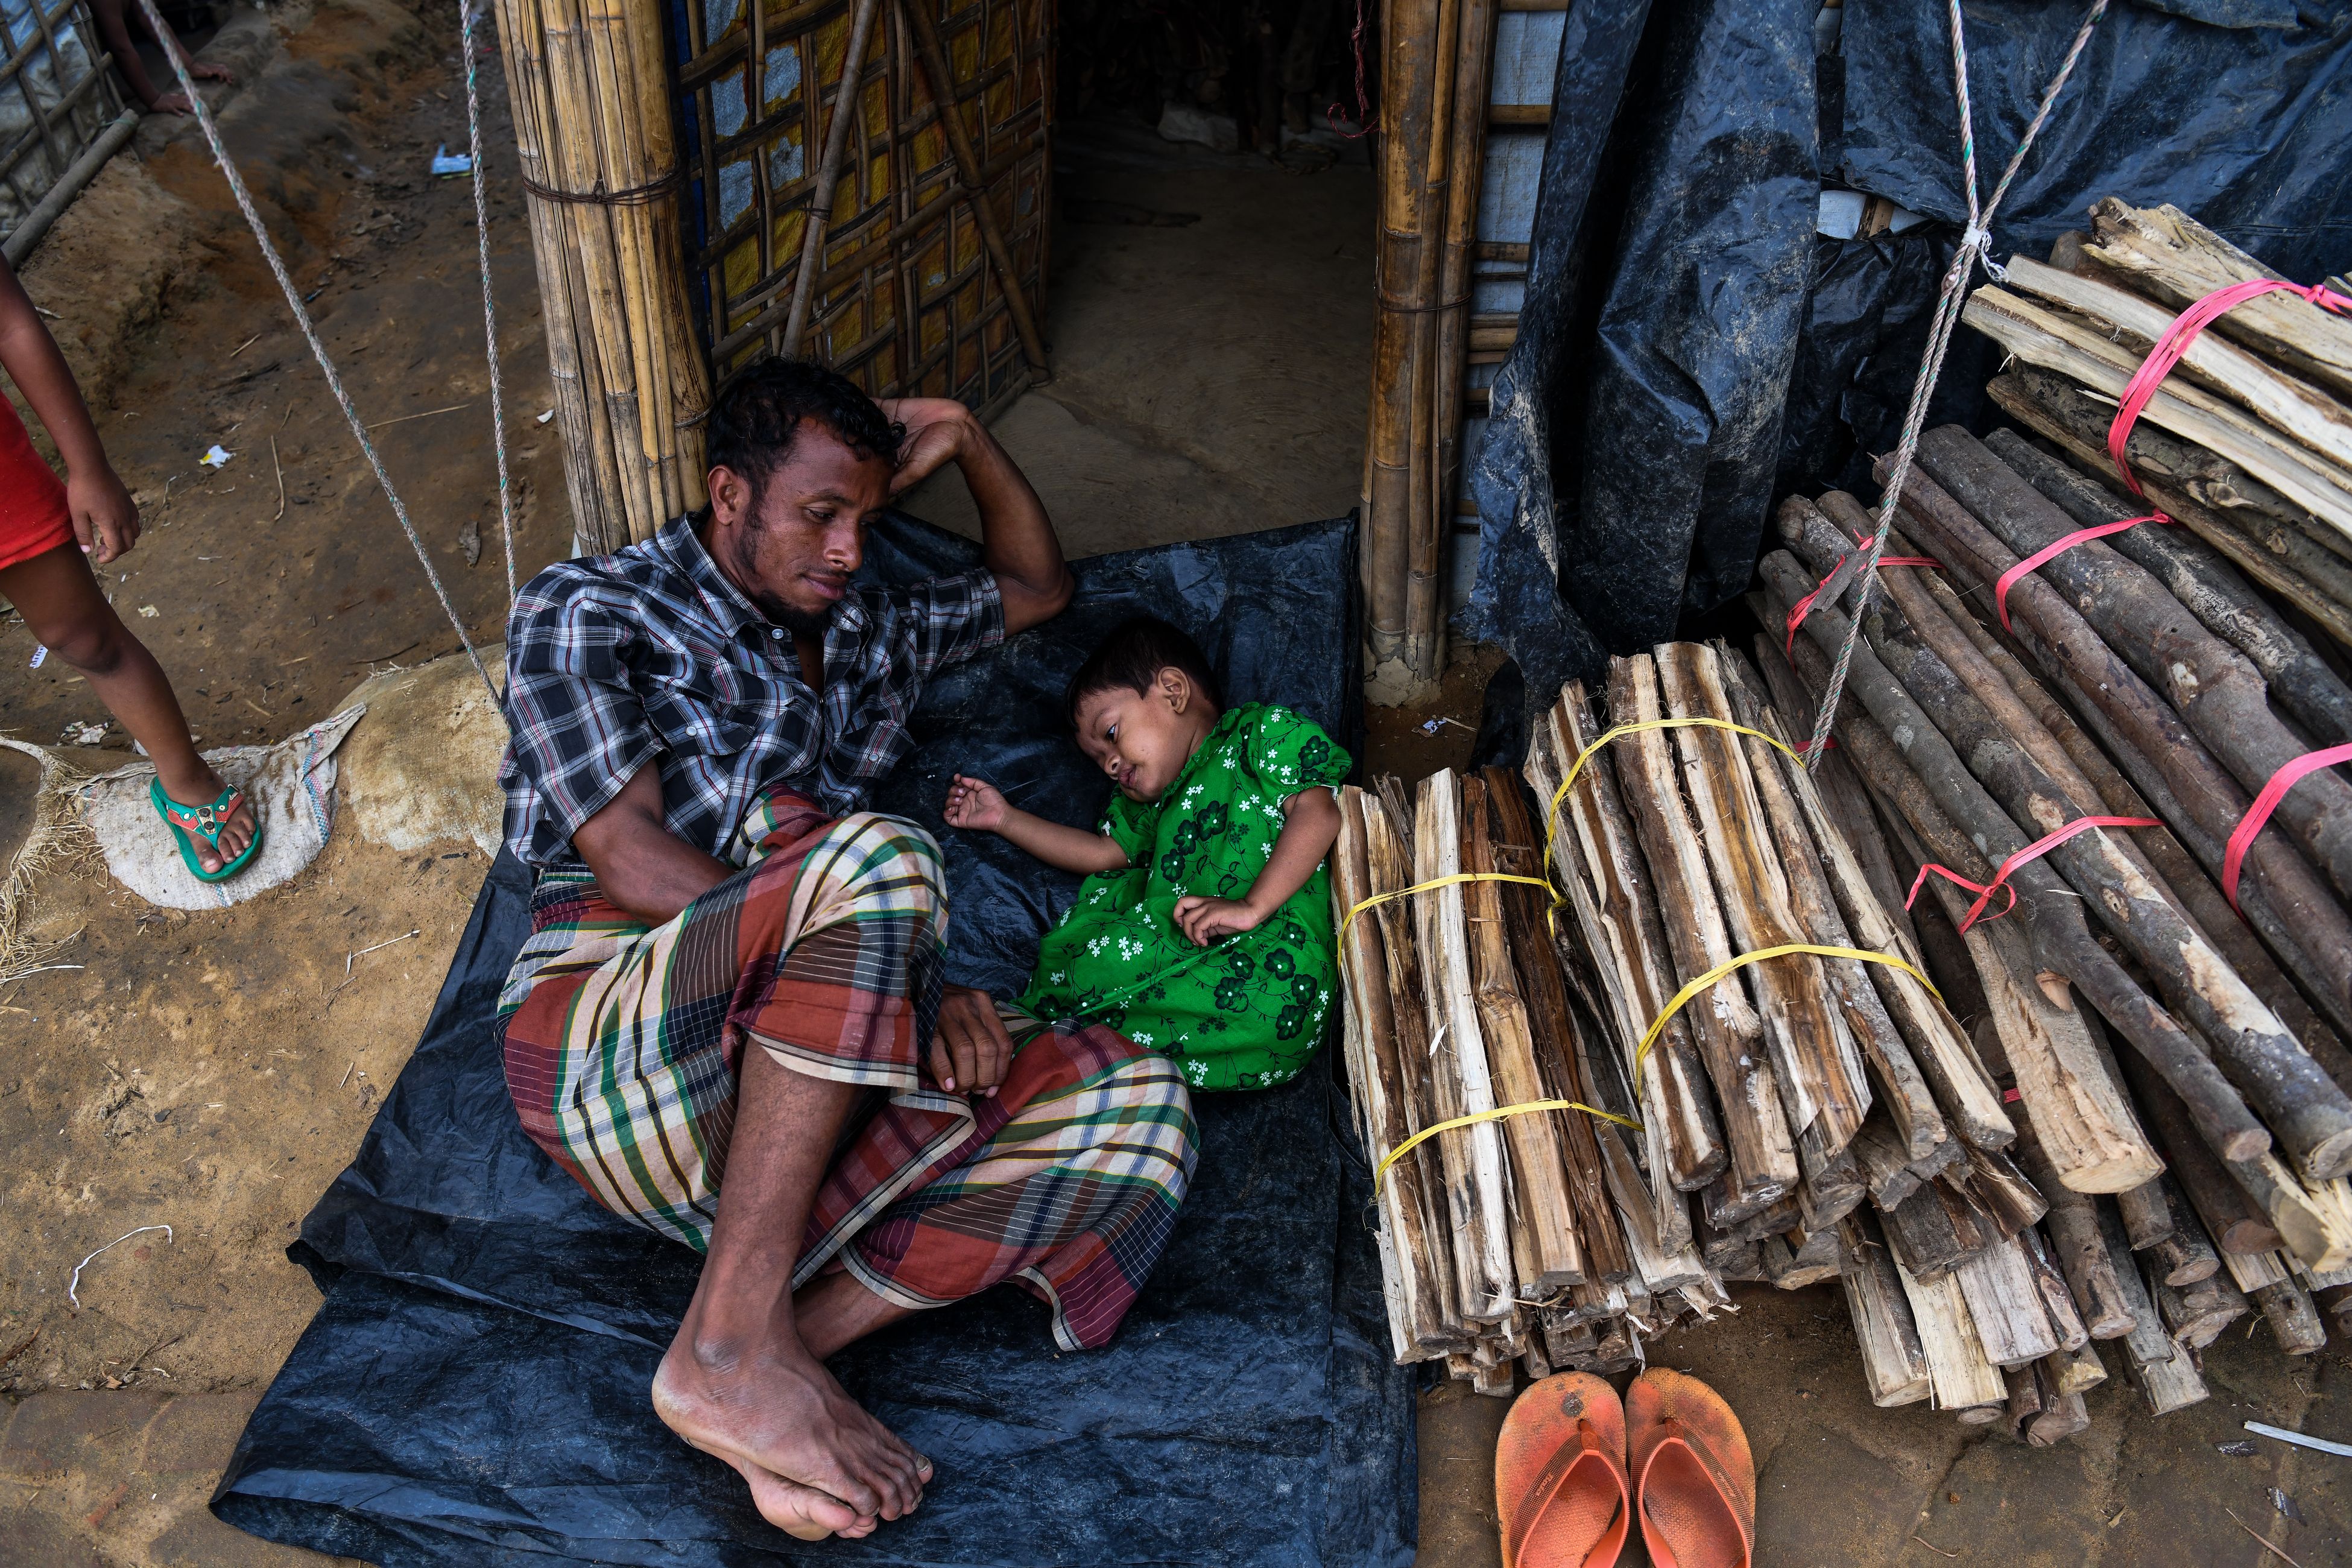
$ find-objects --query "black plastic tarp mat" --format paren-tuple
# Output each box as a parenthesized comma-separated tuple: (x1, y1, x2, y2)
(210, 511, 1417, 1568)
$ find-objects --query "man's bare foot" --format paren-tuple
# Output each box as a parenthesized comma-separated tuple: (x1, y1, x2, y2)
(651, 1332, 932, 1538)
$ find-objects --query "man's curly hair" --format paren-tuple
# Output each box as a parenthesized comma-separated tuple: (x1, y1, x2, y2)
(705, 358, 905, 507)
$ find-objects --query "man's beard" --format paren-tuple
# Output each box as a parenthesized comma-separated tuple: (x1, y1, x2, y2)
(722, 518, 835, 643)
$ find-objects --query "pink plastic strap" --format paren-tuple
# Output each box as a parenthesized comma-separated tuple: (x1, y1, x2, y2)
(2221, 742, 2352, 914)
(1905, 814, 2160, 934)
(1992, 514, 2172, 632)
(2108, 276, 2352, 497)
(1783, 538, 1941, 654)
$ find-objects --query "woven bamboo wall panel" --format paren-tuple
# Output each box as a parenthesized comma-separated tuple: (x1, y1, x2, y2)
(0, 0, 122, 236)
(675, 0, 1051, 406)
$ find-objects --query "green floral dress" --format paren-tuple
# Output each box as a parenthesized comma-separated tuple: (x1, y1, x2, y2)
(1017, 703, 1352, 1092)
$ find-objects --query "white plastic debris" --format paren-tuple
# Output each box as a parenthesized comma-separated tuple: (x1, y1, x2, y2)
(62, 720, 106, 745)
(431, 144, 474, 177)
(28, 645, 45, 669)
(200, 444, 233, 468)
(536, 408, 555, 425)
(137, 605, 159, 618)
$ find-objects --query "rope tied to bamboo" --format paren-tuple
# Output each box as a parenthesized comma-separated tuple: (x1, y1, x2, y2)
(1800, 0, 2112, 770)
(516, 168, 686, 206)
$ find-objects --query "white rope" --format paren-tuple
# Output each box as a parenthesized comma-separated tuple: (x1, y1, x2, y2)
(458, 0, 518, 613)
(1801, 0, 2110, 767)
(135, 0, 500, 705)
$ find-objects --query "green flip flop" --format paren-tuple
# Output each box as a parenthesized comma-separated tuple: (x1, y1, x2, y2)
(151, 777, 262, 883)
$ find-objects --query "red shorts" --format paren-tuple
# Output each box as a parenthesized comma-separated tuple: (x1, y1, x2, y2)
(0, 398, 74, 572)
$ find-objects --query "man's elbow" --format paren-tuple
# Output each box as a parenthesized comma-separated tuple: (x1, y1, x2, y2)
(1003, 567, 1076, 635)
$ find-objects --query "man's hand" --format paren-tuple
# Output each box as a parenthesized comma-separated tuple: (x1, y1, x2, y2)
(1173, 894, 1266, 947)
(877, 398, 972, 499)
(68, 463, 139, 565)
(941, 774, 1010, 833)
(928, 986, 1013, 1096)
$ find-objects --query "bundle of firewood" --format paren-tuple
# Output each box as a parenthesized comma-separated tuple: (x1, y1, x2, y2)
(1961, 198, 2352, 648)
(1334, 767, 1737, 1393)
(1759, 422, 2352, 1428)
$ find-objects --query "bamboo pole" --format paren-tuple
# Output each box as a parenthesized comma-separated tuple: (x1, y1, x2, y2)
(494, 0, 712, 551)
(1362, 0, 1446, 701)
(781, 0, 886, 355)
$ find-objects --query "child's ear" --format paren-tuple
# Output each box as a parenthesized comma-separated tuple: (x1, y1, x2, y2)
(1160, 667, 1190, 713)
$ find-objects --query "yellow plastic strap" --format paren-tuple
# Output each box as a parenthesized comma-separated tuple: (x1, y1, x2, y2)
(1339, 872, 1553, 945)
(1541, 718, 1805, 884)
(1374, 1098, 1644, 1195)
(1631, 943, 1942, 1098)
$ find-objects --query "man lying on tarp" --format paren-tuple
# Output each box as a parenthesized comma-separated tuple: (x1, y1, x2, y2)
(493, 361, 1199, 1544)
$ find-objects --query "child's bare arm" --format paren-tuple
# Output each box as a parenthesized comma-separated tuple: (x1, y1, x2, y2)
(943, 774, 1130, 875)
(0, 258, 138, 563)
(1173, 786, 1341, 946)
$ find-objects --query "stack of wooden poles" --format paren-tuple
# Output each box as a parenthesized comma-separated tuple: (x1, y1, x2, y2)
(1759, 421, 2352, 1429)
(1961, 199, 2352, 646)
(1361, 0, 1498, 697)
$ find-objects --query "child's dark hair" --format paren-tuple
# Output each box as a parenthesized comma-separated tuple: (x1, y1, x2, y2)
(1065, 616, 1222, 723)
(705, 358, 905, 505)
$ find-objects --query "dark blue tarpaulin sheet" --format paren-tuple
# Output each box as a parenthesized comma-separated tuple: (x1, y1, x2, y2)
(209, 512, 1416, 1567)
(1466, 0, 2352, 711)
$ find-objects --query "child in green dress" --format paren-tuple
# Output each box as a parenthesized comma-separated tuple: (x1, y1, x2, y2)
(943, 616, 1351, 1091)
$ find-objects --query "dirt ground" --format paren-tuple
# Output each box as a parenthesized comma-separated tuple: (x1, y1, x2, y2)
(1, 2, 2349, 1564)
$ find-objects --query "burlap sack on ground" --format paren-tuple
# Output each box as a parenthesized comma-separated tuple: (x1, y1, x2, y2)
(76, 706, 365, 910)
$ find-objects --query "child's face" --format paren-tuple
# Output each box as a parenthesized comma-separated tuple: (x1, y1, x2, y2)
(1073, 669, 1211, 803)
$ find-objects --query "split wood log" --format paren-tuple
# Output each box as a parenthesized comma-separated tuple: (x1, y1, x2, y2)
(2250, 1270, 2328, 1355)
(1462, 775, 1585, 1293)
(2144, 1176, 2223, 1288)
(1915, 425, 2352, 902)
(1718, 1192, 1803, 1245)
(1962, 1145, 2049, 1239)
(2084, 198, 2352, 406)
(1897, 1254, 2009, 1413)
(2026, 1383, 2091, 1447)
(1855, 1117, 1926, 1211)
(2000, 1359, 2043, 1440)
(1986, 369, 2352, 649)
(2010, 1121, 2139, 1339)
(1880, 1173, 1979, 1282)
(1955, 1235, 2065, 1367)
(2108, 1034, 2286, 1256)
(1783, 520, 2352, 1183)
(1481, 768, 1635, 1283)
(1730, 642, 2001, 1151)
(1762, 551, 2271, 1168)
(1841, 1211, 1933, 1406)
(1535, 684, 1751, 1200)
(1333, 789, 1463, 1355)
(1797, 1128, 1868, 1236)
(1997, 254, 2352, 474)
(2115, 1175, 2173, 1253)
(1905, 545, 2352, 1090)
(1413, 771, 1518, 1320)
(1775, 1224, 1846, 1288)
(1720, 654, 1947, 1163)
(1362, 785, 1490, 1327)
(1745, 634, 1924, 952)
(1998, 354, 2352, 577)
(1988, 430, 2352, 748)
(2155, 1267, 2248, 1351)
(2046, 1340, 2108, 1396)
(2100, 1201, 2213, 1414)
(1651, 645, 1871, 1154)
(1961, 286, 2352, 535)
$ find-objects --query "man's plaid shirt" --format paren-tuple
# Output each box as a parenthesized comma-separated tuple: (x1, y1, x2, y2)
(498, 515, 1003, 869)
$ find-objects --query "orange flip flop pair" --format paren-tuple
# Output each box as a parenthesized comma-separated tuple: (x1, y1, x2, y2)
(1496, 1368, 1754, 1568)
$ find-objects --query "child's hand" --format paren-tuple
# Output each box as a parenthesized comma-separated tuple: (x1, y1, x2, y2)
(1174, 895, 1264, 947)
(943, 773, 1010, 832)
(68, 464, 139, 565)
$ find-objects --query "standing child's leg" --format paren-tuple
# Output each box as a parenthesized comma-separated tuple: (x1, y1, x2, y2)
(2, 542, 255, 874)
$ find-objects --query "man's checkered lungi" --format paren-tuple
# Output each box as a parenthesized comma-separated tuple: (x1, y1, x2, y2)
(499, 789, 1198, 1350)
